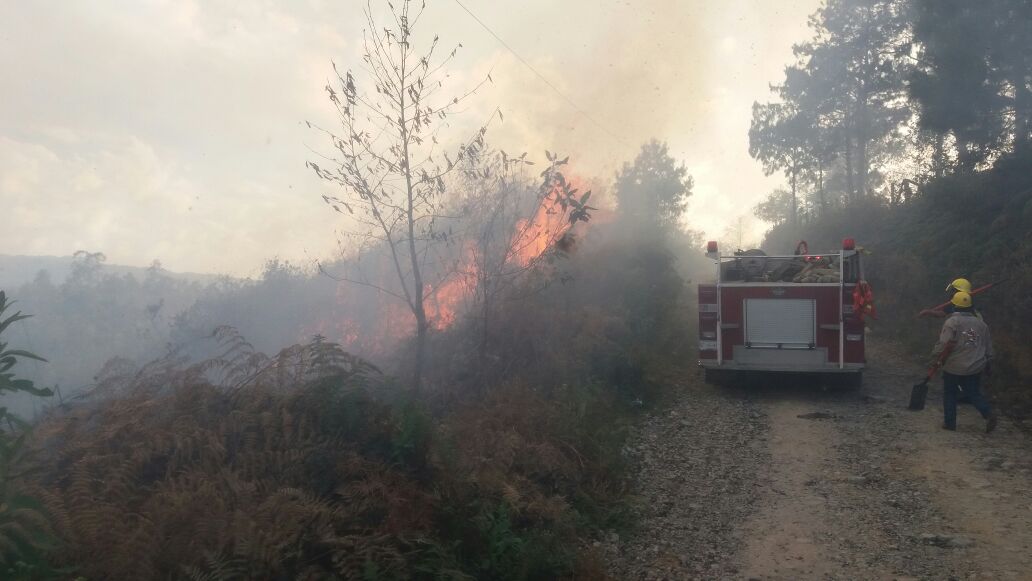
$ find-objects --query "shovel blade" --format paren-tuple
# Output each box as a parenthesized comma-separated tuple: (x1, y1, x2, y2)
(908, 380, 929, 411)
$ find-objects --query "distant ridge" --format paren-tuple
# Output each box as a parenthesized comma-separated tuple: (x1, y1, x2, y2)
(0, 254, 228, 290)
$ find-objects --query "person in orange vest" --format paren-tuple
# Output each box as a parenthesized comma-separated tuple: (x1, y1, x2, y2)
(919, 278, 983, 320)
(930, 291, 997, 432)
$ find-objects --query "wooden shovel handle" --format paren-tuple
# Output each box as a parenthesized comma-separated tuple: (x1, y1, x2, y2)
(927, 340, 956, 379)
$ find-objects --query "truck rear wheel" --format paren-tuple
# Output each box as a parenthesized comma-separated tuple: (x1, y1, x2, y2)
(704, 368, 735, 386)
(704, 368, 720, 385)
(825, 371, 862, 390)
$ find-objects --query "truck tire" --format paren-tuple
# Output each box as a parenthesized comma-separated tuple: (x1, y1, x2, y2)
(820, 371, 862, 390)
(833, 371, 863, 390)
(704, 368, 735, 386)
(704, 368, 721, 385)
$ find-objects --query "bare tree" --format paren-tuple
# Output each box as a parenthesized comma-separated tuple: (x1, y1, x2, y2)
(307, 0, 495, 390)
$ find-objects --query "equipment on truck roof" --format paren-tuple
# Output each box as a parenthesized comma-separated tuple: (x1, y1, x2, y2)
(718, 246, 847, 284)
(738, 249, 768, 279)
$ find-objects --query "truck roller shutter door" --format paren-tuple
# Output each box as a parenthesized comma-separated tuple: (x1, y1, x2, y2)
(744, 298, 816, 348)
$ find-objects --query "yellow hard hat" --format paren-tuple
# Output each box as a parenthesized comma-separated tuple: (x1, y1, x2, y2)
(951, 291, 972, 308)
(946, 278, 972, 293)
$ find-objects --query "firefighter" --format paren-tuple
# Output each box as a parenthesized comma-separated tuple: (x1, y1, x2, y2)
(930, 291, 997, 433)
(918, 278, 983, 320)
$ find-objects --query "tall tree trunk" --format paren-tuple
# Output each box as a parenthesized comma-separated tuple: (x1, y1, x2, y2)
(413, 313, 427, 390)
(845, 135, 856, 203)
(399, 47, 428, 392)
(855, 86, 870, 198)
(932, 132, 946, 178)
(479, 278, 490, 385)
(956, 134, 977, 173)
(790, 162, 798, 227)
(855, 19, 872, 200)
(1014, 84, 1032, 155)
(856, 125, 868, 198)
(817, 158, 827, 213)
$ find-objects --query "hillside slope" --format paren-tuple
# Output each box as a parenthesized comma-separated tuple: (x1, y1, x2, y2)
(762, 152, 1032, 419)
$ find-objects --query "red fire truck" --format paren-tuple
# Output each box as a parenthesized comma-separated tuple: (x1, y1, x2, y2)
(698, 239, 867, 387)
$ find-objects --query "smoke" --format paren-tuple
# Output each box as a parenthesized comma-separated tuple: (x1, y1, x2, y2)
(2, 0, 817, 274)
(0, 0, 820, 417)
(444, 0, 818, 242)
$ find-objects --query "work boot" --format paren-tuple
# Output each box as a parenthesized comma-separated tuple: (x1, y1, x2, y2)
(986, 414, 998, 434)
(942, 424, 956, 431)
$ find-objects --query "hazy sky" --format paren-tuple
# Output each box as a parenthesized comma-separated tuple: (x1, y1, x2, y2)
(1, 0, 819, 277)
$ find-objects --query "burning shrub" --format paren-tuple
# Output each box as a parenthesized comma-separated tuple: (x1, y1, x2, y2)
(462, 217, 692, 408)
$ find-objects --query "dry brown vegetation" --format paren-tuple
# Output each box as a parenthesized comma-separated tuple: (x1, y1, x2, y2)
(13, 214, 694, 579)
(2, 73, 697, 576)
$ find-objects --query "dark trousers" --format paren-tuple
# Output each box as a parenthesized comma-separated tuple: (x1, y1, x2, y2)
(943, 371, 992, 429)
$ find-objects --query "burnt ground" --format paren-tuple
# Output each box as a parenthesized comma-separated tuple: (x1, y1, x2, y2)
(602, 340, 1032, 580)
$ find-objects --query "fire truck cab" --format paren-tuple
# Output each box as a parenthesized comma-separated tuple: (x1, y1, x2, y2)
(698, 239, 866, 387)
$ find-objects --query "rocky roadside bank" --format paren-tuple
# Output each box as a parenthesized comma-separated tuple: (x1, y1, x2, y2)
(601, 377, 768, 580)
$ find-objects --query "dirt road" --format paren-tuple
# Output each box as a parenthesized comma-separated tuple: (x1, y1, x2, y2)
(603, 341, 1032, 580)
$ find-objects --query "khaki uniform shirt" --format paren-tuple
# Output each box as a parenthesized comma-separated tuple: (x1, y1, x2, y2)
(931, 312, 993, 376)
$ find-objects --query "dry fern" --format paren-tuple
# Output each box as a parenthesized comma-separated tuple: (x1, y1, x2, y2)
(24, 326, 629, 580)
(26, 334, 429, 579)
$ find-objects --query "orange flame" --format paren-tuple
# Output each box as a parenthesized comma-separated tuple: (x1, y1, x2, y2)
(510, 175, 591, 267)
(425, 245, 478, 330)
(512, 203, 566, 267)
(301, 281, 413, 357)
(306, 174, 596, 355)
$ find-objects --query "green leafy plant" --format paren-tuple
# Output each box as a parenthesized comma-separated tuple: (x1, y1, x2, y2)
(1, 291, 52, 413)
(0, 291, 59, 578)
(474, 502, 526, 579)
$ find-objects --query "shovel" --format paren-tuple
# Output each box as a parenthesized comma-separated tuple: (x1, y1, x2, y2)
(908, 369, 935, 411)
(908, 341, 955, 411)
